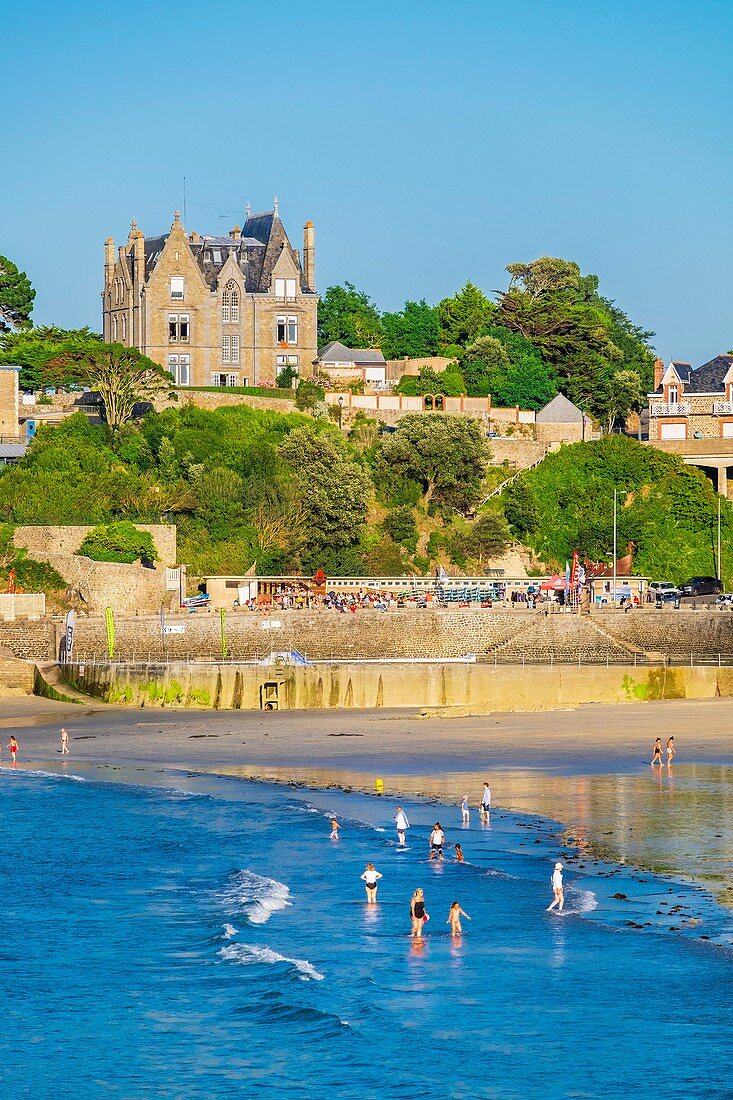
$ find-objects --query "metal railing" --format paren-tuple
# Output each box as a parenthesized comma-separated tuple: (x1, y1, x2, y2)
(650, 402, 691, 417)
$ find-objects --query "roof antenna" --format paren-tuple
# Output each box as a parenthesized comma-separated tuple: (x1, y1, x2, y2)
(183, 176, 187, 228)
(273, 195, 279, 216)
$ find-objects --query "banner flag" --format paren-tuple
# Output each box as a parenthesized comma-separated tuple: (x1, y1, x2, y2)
(64, 609, 76, 662)
(105, 606, 115, 660)
(220, 607, 228, 660)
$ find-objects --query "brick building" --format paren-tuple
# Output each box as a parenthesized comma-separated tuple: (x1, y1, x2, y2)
(102, 205, 318, 388)
(648, 354, 733, 440)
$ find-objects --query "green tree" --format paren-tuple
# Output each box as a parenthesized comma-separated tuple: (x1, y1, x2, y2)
(381, 299, 440, 359)
(78, 521, 159, 564)
(0, 255, 35, 331)
(461, 335, 510, 397)
(295, 378, 326, 411)
(317, 282, 384, 348)
(395, 365, 465, 397)
(437, 282, 495, 347)
(0, 325, 101, 390)
(596, 369, 646, 433)
(383, 505, 418, 548)
(379, 414, 487, 514)
(279, 425, 371, 556)
(69, 343, 174, 433)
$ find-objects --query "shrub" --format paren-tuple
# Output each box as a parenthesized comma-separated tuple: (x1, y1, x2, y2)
(78, 522, 159, 565)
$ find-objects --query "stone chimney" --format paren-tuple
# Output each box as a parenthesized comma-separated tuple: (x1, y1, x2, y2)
(133, 226, 145, 287)
(229, 225, 240, 239)
(653, 357, 664, 390)
(104, 237, 115, 286)
(303, 220, 315, 291)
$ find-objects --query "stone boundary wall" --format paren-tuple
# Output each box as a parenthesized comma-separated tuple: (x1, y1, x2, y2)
(12, 525, 177, 615)
(1, 608, 730, 664)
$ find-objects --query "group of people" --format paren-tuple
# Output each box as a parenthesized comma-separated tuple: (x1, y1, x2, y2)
(329, 781, 564, 941)
(650, 737, 676, 767)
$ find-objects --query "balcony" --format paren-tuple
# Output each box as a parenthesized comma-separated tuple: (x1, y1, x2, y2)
(650, 402, 691, 417)
(713, 402, 733, 415)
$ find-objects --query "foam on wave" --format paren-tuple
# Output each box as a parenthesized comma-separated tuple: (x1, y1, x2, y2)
(217, 870, 291, 924)
(218, 943, 324, 982)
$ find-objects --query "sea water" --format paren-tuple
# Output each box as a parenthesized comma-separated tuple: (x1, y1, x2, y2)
(1, 767, 732, 1099)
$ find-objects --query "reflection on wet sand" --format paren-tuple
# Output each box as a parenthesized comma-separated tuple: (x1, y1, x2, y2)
(215, 761, 733, 909)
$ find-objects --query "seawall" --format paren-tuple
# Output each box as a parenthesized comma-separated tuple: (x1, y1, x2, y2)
(62, 659, 733, 712)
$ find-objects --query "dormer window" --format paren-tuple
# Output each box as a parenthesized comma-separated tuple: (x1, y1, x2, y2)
(170, 276, 185, 300)
(727, 382, 733, 402)
(668, 385, 678, 403)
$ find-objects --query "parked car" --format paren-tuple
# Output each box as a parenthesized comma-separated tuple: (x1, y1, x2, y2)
(649, 580, 680, 596)
(679, 576, 723, 597)
(715, 594, 733, 610)
(655, 590, 680, 609)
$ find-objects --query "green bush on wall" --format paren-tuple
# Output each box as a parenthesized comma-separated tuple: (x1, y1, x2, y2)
(78, 521, 159, 565)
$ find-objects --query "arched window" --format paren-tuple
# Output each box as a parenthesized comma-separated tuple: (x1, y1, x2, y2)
(223, 280, 239, 323)
(112, 316, 118, 340)
(121, 315, 127, 341)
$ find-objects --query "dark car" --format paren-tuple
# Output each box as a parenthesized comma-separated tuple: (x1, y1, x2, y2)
(679, 576, 723, 597)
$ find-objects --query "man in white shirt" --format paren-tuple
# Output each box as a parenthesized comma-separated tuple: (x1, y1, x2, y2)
(394, 807, 410, 847)
(480, 782, 491, 821)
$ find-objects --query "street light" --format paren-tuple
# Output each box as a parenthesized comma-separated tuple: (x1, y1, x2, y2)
(337, 394, 344, 430)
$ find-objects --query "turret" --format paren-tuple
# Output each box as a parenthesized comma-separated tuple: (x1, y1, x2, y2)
(104, 237, 115, 286)
(303, 220, 315, 291)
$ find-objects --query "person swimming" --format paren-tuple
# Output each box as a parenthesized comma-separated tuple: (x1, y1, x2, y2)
(454, 843, 465, 863)
(447, 901, 471, 937)
(360, 862, 383, 903)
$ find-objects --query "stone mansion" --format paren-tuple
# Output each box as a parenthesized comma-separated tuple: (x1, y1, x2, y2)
(102, 205, 318, 387)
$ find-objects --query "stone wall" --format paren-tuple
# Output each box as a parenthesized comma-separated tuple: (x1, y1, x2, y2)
(13, 525, 177, 614)
(64, 658, 733, 712)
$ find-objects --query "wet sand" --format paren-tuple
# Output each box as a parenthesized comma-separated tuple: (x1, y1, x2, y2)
(2, 695, 732, 906)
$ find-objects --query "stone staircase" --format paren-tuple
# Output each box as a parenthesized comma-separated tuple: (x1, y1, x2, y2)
(0, 656, 35, 695)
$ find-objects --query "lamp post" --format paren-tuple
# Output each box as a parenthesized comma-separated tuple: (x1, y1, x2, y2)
(718, 494, 722, 582)
(613, 488, 617, 607)
(337, 394, 344, 430)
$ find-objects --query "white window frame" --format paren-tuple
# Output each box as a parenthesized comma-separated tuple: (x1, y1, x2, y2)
(170, 276, 185, 300)
(287, 316, 298, 344)
(231, 335, 240, 364)
(668, 384, 678, 403)
(178, 354, 190, 386)
(222, 335, 231, 364)
(222, 288, 230, 323)
(276, 315, 287, 342)
(168, 353, 178, 378)
(179, 314, 189, 342)
(275, 278, 285, 298)
(168, 313, 178, 342)
(288, 355, 298, 366)
(286, 278, 297, 300)
(276, 354, 287, 366)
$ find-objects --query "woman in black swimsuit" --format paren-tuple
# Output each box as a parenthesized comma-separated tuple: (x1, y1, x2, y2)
(651, 738, 663, 767)
(410, 888, 428, 938)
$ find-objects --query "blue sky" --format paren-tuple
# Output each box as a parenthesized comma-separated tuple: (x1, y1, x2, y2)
(1, 0, 731, 363)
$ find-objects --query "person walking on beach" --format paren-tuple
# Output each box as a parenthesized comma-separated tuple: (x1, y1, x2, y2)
(60, 728, 70, 755)
(395, 807, 410, 847)
(547, 862, 565, 912)
(447, 901, 471, 937)
(461, 794, 470, 824)
(429, 822, 445, 861)
(410, 888, 428, 938)
(666, 736, 676, 766)
(480, 782, 491, 822)
(454, 842, 465, 863)
(651, 738, 663, 767)
(330, 818, 340, 840)
(7, 737, 18, 765)
(360, 862, 383, 903)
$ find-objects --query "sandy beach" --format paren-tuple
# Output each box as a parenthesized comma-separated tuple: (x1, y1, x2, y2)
(2, 694, 732, 907)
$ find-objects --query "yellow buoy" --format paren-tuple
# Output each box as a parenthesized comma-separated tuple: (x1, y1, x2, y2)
(375, 778, 384, 795)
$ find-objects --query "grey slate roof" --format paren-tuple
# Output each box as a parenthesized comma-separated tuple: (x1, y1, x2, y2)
(536, 393, 584, 423)
(652, 355, 733, 395)
(317, 341, 386, 365)
(142, 211, 312, 294)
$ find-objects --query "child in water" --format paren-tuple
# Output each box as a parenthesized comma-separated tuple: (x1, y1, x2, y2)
(460, 795, 470, 824)
(447, 901, 471, 937)
(454, 843, 465, 863)
(7, 736, 18, 764)
(330, 818, 340, 840)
